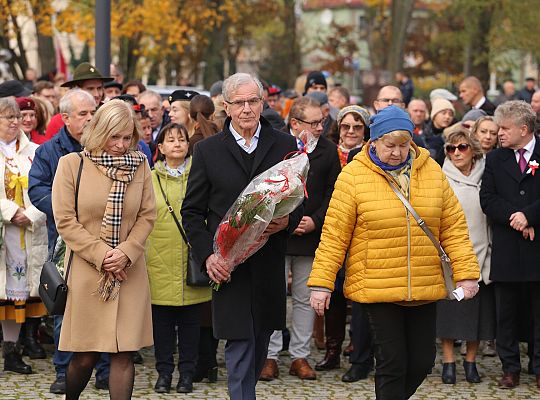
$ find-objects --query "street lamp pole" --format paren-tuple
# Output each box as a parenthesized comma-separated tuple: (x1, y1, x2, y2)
(95, 0, 111, 77)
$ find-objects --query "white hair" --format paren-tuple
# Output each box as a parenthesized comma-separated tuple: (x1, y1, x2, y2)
(59, 89, 95, 114)
(138, 90, 162, 104)
(222, 73, 264, 102)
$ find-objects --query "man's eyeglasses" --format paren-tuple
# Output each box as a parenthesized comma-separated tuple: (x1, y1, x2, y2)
(0, 115, 22, 122)
(340, 123, 365, 134)
(225, 98, 262, 109)
(445, 143, 471, 153)
(376, 98, 404, 105)
(295, 117, 326, 129)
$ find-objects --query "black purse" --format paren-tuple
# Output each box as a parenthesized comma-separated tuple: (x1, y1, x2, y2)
(155, 174, 208, 287)
(39, 153, 83, 315)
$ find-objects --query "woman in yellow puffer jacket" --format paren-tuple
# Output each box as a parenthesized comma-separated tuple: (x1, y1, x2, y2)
(308, 105, 480, 400)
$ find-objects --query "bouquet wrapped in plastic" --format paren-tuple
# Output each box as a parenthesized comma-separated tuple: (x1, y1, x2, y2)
(212, 132, 316, 289)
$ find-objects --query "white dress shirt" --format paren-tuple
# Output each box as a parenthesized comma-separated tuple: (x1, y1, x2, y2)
(229, 122, 261, 154)
(514, 136, 536, 164)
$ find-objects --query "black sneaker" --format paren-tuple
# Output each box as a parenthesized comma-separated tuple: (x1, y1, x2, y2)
(50, 376, 66, 394)
(95, 377, 109, 390)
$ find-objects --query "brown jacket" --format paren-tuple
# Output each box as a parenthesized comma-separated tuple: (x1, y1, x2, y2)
(52, 153, 156, 352)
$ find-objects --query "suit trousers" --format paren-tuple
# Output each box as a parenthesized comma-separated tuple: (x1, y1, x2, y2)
(350, 302, 373, 367)
(494, 282, 540, 374)
(151, 303, 202, 377)
(224, 324, 273, 400)
(267, 256, 315, 360)
(364, 302, 436, 400)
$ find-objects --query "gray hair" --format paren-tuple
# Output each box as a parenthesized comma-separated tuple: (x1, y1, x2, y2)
(59, 89, 95, 114)
(494, 100, 536, 135)
(222, 73, 264, 102)
(444, 125, 483, 161)
(0, 97, 19, 115)
(138, 90, 162, 104)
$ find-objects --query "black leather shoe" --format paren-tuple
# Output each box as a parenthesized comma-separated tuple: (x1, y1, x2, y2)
(154, 374, 172, 393)
(133, 351, 143, 364)
(2, 341, 32, 374)
(95, 377, 109, 390)
(441, 362, 456, 384)
(176, 375, 193, 393)
(463, 361, 481, 383)
(341, 364, 370, 382)
(50, 376, 66, 394)
(193, 365, 218, 383)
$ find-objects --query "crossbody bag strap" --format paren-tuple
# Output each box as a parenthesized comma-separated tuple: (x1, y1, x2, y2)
(385, 177, 450, 262)
(64, 153, 84, 282)
(155, 174, 189, 245)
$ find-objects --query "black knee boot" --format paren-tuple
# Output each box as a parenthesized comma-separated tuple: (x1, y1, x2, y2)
(2, 341, 32, 374)
(22, 318, 46, 359)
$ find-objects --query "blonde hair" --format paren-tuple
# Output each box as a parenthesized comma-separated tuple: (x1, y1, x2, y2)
(381, 130, 411, 144)
(81, 99, 141, 151)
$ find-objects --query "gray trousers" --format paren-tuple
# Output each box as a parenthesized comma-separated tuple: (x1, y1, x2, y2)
(224, 325, 273, 400)
(267, 256, 315, 360)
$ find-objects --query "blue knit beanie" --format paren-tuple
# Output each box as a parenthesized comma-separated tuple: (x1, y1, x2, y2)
(369, 105, 414, 141)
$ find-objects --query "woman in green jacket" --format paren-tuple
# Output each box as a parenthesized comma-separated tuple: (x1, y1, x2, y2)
(146, 123, 211, 394)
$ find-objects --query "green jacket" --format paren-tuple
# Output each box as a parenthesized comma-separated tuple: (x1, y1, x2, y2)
(146, 159, 211, 306)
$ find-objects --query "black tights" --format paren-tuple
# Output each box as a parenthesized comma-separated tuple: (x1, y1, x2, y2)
(66, 352, 134, 400)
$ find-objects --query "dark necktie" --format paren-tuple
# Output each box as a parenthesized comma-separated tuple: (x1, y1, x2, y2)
(518, 148, 527, 173)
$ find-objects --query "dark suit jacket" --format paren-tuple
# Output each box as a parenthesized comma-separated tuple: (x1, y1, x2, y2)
(479, 98, 496, 116)
(287, 135, 341, 256)
(181, 117, 303, 339)
(480, 139, 540, 281)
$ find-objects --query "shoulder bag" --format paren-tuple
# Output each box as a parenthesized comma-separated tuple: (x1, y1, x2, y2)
(155, 174, 208, 287)
(39, 153, 83, 315)
(386, 178, 456, 300)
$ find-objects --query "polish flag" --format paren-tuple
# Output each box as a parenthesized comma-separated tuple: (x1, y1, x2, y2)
(54, 36, 67, 77)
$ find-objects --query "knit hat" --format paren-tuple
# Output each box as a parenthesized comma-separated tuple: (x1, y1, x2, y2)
(15, 97, 35, 111)
(337, 105, 370, 126)
(369, 105, 414, 141)
(430, 98, 455, 119)
(461, 108, 486, 122)
(304, 71, 327, 93)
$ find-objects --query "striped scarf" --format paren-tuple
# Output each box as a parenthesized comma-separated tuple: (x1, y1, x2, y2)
(85, 149, 146, 300)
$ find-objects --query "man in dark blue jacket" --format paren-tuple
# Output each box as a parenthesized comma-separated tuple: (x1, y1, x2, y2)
(28, 89, 111, 395)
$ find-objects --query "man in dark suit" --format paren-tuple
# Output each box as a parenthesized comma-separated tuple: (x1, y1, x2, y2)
(262, 96, 341, 381)
(181, 73, 303, 399)
(480, 100, 540, 390)
(459, 76, 496, 116)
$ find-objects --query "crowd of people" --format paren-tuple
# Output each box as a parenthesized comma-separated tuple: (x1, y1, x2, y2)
(0, 62, 539, 400)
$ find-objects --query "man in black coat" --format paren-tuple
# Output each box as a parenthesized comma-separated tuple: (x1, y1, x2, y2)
(459, 76, 496, 116)
(181, 73, 303, 399)
(262, 96, 341, 381)
(480, 100, 540, 389)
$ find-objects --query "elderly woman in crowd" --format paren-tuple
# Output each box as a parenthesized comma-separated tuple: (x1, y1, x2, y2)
(436, 127, 495, 384)
(146, 122, 212, 394)
(471, 116, 499, 154)
(308, 105, 480, 399)
(0, 97, 48, 374)
(335, 105, 371, 166)
(52, 99, 156, 399)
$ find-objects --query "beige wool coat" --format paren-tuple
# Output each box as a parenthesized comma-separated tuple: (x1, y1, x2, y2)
(52, 152, 156, 352)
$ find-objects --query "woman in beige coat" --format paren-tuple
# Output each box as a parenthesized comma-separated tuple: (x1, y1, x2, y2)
(52, 99, 156, 399)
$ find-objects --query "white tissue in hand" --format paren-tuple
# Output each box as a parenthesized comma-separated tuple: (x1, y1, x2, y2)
(452, 287, 465, 301)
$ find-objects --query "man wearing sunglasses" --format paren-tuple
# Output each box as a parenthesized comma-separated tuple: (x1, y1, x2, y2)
(480, 100, 540, 390)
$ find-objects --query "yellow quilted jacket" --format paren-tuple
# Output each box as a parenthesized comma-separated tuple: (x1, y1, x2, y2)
(307, 144, 480, 303)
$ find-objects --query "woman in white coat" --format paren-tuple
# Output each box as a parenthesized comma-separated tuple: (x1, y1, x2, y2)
(436, 126, 495, 384)
(0, 97, 48, 374)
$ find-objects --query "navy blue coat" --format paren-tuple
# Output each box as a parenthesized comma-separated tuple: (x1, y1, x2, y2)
(480, 139, 540, 282)
(28, 126, 82, 253)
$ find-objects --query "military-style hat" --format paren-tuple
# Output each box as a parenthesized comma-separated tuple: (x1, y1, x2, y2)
(15, 97, 36, 111)
(168, 89, 199, 104)
(61, 62, 114, 88)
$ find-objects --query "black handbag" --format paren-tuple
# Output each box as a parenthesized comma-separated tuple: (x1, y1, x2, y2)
(155, 174, 208, 287)
(39, 153, 83, 315)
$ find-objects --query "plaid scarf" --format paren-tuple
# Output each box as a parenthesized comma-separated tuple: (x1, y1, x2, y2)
(85, 149, 146, 300)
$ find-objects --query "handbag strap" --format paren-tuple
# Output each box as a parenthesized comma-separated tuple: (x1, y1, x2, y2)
(64, 153, 84, 282)
(155, 174, 189, 246)
(385, 177, 450, 262)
